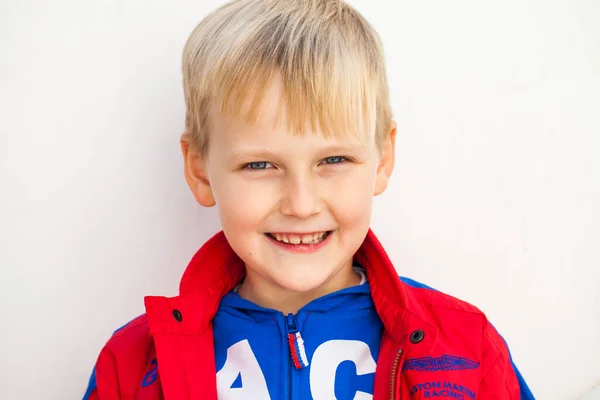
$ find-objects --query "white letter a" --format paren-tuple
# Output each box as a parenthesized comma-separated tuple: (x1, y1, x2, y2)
(216, 339, 271, 400)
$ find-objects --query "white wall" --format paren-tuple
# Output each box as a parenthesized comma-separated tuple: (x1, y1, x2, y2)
(1, 0, 598, 398)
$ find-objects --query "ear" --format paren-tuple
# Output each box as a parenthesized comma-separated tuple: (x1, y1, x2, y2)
(373, 120, 397, 196)
(180, 135, 216, 207)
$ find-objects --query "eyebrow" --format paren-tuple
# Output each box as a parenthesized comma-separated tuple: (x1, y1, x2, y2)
(319, 144, 369, 154)
(227, 148, 278, 163)
(227, 144, 368, 161)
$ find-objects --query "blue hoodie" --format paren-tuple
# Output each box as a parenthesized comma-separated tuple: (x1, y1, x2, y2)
(213, 269, 383, 399)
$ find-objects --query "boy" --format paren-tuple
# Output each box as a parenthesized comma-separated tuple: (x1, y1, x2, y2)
(84, 0, 534, 398)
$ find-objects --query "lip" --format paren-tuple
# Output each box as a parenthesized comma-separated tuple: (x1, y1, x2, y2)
(264, 230, 333, 254)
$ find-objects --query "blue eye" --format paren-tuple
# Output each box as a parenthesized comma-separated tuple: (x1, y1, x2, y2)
(322, 156, 345, 165)
(246, 161, 271, 170)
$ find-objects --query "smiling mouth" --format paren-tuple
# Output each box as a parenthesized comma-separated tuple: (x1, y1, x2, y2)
(265, 231, 332, 245)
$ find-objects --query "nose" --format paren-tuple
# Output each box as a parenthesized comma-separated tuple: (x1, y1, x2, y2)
(279, 172, 322, 219)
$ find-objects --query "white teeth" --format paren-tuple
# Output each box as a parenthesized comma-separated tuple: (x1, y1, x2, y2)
(270, 231, 329, 245)
(301, 235, 313, 244)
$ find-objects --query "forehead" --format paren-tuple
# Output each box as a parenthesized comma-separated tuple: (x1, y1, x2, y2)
(208, 77, 373, 149)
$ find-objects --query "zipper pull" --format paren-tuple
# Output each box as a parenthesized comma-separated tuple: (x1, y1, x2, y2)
(286, 313, 309, 369)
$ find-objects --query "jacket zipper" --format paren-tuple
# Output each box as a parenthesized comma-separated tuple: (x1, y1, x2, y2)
(389, 349, 403, 400)
(286, 313, 296, 400)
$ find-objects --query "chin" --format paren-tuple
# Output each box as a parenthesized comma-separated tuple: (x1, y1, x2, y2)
(274, 278, 327, 293)
(269, 265, 338, 293)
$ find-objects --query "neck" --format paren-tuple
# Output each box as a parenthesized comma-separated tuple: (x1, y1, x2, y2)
(237, 262, 362, 314)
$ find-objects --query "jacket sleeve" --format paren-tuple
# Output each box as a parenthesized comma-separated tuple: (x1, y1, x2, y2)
(479, 322, 535, 399)
(82, 319, 138, 400)
(82, 346, 121, 400)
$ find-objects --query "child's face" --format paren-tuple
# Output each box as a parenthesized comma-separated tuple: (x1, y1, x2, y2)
(183, 78, 395, 296)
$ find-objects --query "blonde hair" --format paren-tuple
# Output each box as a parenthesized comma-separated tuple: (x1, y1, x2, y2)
(182, 0, 392, 155)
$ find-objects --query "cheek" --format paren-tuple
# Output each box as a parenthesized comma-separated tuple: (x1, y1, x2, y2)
(212, 174, 275, 230)
(324, 168, 375, 225)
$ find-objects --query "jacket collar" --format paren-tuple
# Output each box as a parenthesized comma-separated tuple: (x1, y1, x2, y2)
(145, 229, 435, 344)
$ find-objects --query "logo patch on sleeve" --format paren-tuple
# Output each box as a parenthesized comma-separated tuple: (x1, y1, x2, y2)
(141, 359, 158, 387)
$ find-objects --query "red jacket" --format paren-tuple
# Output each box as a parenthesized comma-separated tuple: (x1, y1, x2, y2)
(84, 230, 533, 399)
